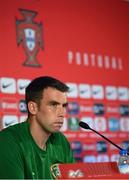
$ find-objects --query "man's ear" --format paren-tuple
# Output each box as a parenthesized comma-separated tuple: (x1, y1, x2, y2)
(28, 101, 38, 115)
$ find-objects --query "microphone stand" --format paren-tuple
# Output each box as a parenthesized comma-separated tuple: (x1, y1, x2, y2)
(90, 127, 123, 151)
(79, 121, 129, 156)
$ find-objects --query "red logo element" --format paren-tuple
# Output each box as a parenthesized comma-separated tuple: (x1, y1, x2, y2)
(16, 9, 44, 67)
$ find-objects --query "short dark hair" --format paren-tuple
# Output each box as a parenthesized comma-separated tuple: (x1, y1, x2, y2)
(25, 76, 69, 106)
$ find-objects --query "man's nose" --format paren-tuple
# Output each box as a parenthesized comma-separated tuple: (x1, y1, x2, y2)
(57, 105, 66, 116)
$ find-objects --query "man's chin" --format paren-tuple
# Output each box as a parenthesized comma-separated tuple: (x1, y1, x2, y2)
(52, 128, 61, 133)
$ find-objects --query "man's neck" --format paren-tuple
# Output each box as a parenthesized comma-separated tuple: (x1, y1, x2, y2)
(28, 119, 50, 150)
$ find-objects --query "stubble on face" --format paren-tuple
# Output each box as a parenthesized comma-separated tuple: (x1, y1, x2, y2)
(35, 87, 68, 134)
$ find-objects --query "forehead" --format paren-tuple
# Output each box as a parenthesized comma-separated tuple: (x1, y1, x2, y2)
(42, 87, 67, 102)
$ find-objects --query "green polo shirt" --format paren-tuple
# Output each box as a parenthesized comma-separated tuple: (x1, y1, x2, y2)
(0, 121, 75, 179)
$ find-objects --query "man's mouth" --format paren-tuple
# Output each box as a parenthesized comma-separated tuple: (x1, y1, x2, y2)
(54, 122, 63, 127)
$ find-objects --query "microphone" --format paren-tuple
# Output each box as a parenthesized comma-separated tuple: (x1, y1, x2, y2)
(79, 121, 129, 155)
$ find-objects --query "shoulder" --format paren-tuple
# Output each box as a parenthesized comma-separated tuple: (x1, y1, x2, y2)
(0, 124, 25, 178)
(0, 121, 30, 158)
(0, 122, 28, 145)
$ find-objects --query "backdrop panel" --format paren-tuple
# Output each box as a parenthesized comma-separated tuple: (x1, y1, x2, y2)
(0, 0, 129, 162)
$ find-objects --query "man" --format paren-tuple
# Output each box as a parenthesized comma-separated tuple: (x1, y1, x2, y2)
(0, 76, 75, 179)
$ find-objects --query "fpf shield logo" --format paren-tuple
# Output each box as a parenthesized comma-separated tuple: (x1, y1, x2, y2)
(16, 9, 44, 67)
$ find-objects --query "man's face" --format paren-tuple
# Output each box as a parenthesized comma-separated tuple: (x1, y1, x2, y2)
(35, 87, 68, 134)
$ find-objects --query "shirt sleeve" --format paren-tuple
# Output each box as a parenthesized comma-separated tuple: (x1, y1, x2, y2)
(0, 133, 24, 179)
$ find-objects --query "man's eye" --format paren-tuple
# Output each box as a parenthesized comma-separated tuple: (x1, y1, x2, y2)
(53, 104, 57, 107)
(63, 103, 68, 108)
(50, 103, 58, 108)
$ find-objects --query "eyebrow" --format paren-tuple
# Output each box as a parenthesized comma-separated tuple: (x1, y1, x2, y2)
(49, 100, 68, 107)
